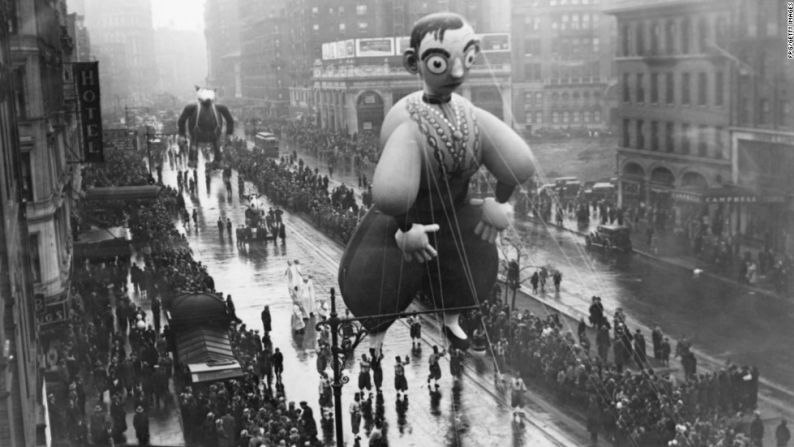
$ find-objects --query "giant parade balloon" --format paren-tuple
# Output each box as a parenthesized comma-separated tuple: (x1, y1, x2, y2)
(338, 12, 536, 351)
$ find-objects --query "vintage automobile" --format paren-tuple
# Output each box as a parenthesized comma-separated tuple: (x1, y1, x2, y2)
(254, 131, 279, 158)
(585, 224, 633, 254)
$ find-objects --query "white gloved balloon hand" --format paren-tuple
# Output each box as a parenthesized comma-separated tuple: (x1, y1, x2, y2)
(471, 197, 513, 244)
(394, 223, 440, 263)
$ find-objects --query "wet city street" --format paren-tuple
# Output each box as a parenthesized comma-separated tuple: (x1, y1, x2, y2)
(161, 148, 583, 446)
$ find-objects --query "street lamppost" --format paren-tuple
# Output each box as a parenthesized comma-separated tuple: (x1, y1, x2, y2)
(315, 288, 478, 447)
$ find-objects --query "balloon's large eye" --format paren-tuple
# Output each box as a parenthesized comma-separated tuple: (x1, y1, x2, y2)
(464, 48, 478, 68)
(426, 55, 448, 74)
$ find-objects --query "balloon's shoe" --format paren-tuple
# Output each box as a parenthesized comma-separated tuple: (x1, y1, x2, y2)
(443, 326, 470, 351)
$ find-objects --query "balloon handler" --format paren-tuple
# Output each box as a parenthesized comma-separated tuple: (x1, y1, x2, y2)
(339, 12, 534, 352)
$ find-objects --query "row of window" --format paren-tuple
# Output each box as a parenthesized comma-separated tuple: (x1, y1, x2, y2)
(312, 5, 368, 15)
(525, 109, 603, 125)
(622, 71, 725, 107)
(312, 22, 369, 32)
(622, 118, 726, 159)
(523, 90, 604, 105)
(523, 61, 602, 82)
(620, 14, 728, 57)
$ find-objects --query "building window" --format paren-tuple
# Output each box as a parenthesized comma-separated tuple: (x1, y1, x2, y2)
(681, 19, 691, 53)
(621, 25, 630, 56)
(623, 73, 630, 102)
(697, 125, 708, 156)
(636, 120, 645, 149)
(20, 151, 33, 202)
(714, 126, 724, 158)
(650, 23, 660, 54)
(681, 72, 690, 105)
(13, 68, 26, 118)
(592, 37, 600, 53)
(356, 4, 367, 15)
(650, 73, 659, 103)
(759, 99, 770, 124)
(665, 20, 675, 54)
(715, 71, 724, 106)
(636, 22, 645, 55)
(29, 233, 40, 282)
(636, 73, 645, 103)
(552, 112, 559, 124)
(563, 111, 570, 123)
(665, 122, 674, 152)
(358, 22, 368, 29)
(651, 121, 659, 151)
(339, 23, 346, 31)
(783, 101, 791, 124)
(594, 110, 601, 122)
(739, 96, 750, 124)
(584, 111, 592, 123)
(698, 17, 710, 52)
(535, 112, 543, 124)
(573, 112, 580, 123)
(666, 72, 674, 104)
(623, 119, 630, 147)
(312, 6, 318, 13)
(313, 24, 319, 31)
(681, 123, 691, 153)
(698, 72, 707, 105)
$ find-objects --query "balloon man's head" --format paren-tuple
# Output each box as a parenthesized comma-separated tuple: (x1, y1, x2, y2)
(404, 12, 480, 102)
(195, 85, 216, 106)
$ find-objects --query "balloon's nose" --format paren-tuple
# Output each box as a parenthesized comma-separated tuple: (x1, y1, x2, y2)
(450, 58, 464, 79)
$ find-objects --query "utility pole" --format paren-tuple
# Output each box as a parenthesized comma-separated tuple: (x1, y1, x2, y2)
(315, 288, 478, 447)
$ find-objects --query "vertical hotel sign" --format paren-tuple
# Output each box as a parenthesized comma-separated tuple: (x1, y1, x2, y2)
(74, 62, 103, 162)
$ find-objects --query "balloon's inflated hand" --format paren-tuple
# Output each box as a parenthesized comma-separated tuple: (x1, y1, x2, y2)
(394, 224, 440, 263)
(471, 197, 513, 244)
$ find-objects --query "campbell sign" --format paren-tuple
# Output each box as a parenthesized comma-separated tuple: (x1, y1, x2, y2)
(74, 62, 103, 162)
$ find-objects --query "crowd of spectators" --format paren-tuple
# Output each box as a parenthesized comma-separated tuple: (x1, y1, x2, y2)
(457, 295, 763, 447)
(225, 145, 367, 244)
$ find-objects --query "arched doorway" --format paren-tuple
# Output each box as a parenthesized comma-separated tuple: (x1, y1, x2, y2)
(471, 86, 503, 120)
(649, 166, 675, 229)
(356, 91, 385, 134)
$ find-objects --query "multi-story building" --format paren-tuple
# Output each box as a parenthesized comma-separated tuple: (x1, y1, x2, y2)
(5, 0, 83, 444)
(205, 0, 241, 103)
(154, 28, 208, 103)
(1, 3, 40, 445)
(607, 0, 734, 233)
(511, 0, 617, 135)
(82, 0, 158, 109)
(729, 0, 794, 254)
(238, 0, 289, 117)
(290, 0, 508, 131)
(302, 32, 511, 135)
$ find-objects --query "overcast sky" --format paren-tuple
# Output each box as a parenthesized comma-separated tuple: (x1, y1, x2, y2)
(151, 0, 205, 30)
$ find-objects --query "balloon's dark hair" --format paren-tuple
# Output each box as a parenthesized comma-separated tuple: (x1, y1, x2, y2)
(408, 12, 466, 51)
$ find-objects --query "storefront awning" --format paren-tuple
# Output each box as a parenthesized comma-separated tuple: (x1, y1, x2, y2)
(84, 185, 162, 201)
(74, 226, 131, 258)
(174, 327, 243, 383)
(672, 186, 786, 204)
